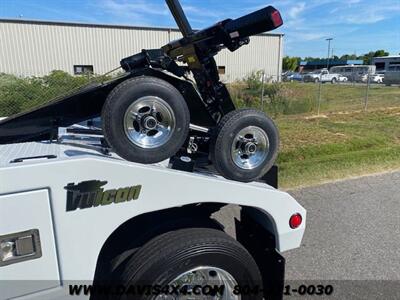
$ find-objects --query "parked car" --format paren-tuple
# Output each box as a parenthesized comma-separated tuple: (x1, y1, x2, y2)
(361, 74, 384, 83)
(283, 71, 303, 82)
(338, 75, 348, 82)
(303, 69, 341, 83)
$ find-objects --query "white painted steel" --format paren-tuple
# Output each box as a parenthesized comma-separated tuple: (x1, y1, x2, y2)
(0, 141, 305, 299)
(0, 190, 60, 299)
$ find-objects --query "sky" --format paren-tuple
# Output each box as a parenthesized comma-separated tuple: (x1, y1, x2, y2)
(1, 0, 399, 58)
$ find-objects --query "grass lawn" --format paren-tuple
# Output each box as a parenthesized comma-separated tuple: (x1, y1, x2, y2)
(2, 73, 400, 188)
(276, 107, 400, 188)
(229, 81, 400, 188)
(284, 82, 400, 113)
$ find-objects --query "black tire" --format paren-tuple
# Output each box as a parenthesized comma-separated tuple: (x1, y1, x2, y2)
(110, 228, 263, 300)
(102, 76, 190, 164)
(331, 78, 337, 84)
(314, 78, 319, 83)
(210, 109, 279, 182)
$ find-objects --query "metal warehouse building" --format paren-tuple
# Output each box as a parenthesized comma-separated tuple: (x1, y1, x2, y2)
(0, 19, 283, 82)
(372, 56, 400, 72)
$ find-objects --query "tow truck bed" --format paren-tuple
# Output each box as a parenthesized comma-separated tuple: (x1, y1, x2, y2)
(0, 139, 306, 299)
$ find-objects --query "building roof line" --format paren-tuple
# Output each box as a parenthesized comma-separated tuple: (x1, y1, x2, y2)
(0, 18, 284, 37)
(300, 59, 364, 66)
(372, 56, 400, 59)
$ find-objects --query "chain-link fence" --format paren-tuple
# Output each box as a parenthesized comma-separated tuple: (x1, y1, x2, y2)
(0, 69, 121, 118)
(1, 67, 399, 188)
(1, 69, 399, 119)
(228, 71, 400, 118)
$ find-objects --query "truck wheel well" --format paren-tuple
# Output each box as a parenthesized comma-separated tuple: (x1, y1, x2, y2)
(93, 203, 224, 282)
(93, 203, 282, 298)
(236, 207, 284, 299)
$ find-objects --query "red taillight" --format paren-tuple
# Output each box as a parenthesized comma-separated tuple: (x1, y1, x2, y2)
(271, 10, 283, 28)
(289, 213, 302, 229)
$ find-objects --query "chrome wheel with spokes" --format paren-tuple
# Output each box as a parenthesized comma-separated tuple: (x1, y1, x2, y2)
(124, 96, 176, 149)
(231, 126, 269, 170)
(102, 76, 190, 164)
(104, 228, 264, 300)
(211, 109, 279, 182)
(155, 266, 240, 300)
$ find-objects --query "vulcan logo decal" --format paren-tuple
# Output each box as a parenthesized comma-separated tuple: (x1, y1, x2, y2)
(65, 180, 142, 212)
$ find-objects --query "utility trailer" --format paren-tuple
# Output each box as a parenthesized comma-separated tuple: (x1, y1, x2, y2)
(0, 132, 306, 300)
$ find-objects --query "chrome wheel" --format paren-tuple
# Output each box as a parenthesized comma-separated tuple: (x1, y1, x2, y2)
(124, 96, 176, 149)
(155, 266, 240, 300)
(231, 126, 269, 170)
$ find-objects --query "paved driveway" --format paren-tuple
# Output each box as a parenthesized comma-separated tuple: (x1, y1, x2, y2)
(284, 171, 400, 299)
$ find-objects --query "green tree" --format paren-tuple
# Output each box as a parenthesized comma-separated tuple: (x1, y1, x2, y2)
(340, 54, 358, 60)
(282, 56, 299, 71)
(0, 70, 106, 116)
(360, 50, 389, 64)
(373, 49, 389, 57)
(303, 57, 323, 62)
(361, 52, 374, 64)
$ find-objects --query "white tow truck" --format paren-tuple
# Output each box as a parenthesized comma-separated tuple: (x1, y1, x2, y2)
(0, 131, 306, 300)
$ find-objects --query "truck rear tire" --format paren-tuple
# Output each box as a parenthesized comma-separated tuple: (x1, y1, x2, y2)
(210, 109, 279, 182)
(102, 76, 190, 164)
(107, 228, 263, 300)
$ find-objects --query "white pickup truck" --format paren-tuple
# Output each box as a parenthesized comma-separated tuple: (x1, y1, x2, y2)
(303, 68, 342, 83)
(0, 131, 306, 300)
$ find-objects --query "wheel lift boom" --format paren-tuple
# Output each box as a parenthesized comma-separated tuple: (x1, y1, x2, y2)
(0, 0, 282, 145)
